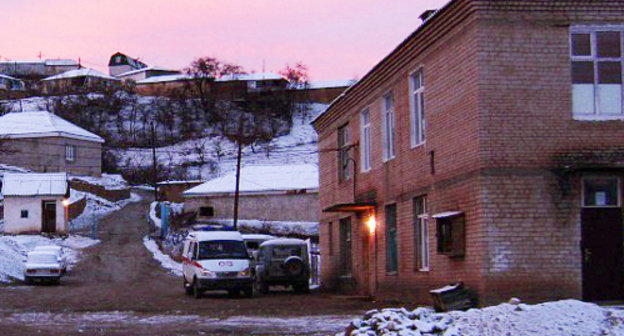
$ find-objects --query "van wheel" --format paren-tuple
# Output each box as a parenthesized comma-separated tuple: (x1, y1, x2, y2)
(293, 281, 309, 294)
(259, 280, 269, 294)
(243, 286, 253, 298)
(184, 278, 193, 295)
(193, 278, 202, 299)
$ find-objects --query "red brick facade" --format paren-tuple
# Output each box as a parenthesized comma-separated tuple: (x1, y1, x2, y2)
(313, 0, 624, 305)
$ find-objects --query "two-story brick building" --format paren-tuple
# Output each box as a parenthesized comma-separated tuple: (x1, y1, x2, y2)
(313, 0, 624, 305)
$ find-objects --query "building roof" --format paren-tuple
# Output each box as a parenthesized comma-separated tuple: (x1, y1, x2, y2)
(183, 164, 319, 197)
(307, 80, 355, 90)
(218, 73, 285, 82)
(42, 68, 118, 81)
(136, 74, 192, 84)
(0, 59, 78, 66)
(0, 111, 105, 143)
(0, 74, 23, 82)
(2, 173, 68, 197)
(108, 52, 148, 68)
(115, 66, 181, 78)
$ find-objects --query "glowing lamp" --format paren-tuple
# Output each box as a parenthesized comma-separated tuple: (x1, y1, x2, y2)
(366, 215, 376, 235)
(62, 199, 71, 207)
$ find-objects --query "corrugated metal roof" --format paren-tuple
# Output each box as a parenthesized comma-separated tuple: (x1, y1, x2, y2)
(2, 173, 68, 197)
(0, 111, 105, 143)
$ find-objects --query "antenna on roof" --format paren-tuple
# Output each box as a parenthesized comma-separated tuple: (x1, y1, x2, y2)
(419, 9, 436, 22)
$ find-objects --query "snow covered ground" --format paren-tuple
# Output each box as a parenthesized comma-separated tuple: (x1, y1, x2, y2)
(343, 299, 624, 336)
(142, 237, 182, 276)
(69, 190, 142, 231)
(0, 235, 99, 283)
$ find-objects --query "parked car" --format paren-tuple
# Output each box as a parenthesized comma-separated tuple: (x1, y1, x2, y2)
(182, 231, 254, 299)
(24, 251, 64, 284)
(34, 245, 67, 273)
(255, 238, 310, 294)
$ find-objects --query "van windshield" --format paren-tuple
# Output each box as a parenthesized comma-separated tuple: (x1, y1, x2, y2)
(198, 240, 249, 260)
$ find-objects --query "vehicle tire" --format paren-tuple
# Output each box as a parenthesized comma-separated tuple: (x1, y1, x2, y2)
(259, 279, 269, 294)
(192, 278, 202, 299)
(24, 276, 32, 285)
(293, 281, 309, 294)
(184, 278, 193, 295)
(243, 286, 253, 298)
(227, 289, 239, 297)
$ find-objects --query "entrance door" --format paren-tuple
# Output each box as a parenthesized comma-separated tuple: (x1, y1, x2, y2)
(581, 177, 623, 301)
(42, 201, 57, 233)
(339, 217, 352, 276)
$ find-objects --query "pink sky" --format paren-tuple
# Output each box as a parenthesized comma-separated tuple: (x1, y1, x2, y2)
(0, 0, 447, 81)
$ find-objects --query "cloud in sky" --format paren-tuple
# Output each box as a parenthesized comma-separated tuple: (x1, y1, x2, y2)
(0, 0, 447, 80)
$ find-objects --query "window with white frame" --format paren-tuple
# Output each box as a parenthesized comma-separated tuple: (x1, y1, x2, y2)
(571, 27, 624, 119)
(410, 69, 426, 146)
(65, 145, 76, 162)
(338, 124, 351, 182)
(413, 196, 429, 271)
(360, 108, 372, 172)
(381, 93, 396, 161)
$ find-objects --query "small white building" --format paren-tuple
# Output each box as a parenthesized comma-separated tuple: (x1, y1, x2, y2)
(2, 173, 69, 234)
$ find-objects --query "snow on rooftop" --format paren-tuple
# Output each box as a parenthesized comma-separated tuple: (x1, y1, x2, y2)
(260, 238, 305, 247)
(0, 74, 22, 81)
(307, 80, 355, 89)
(136, 74, 192, 84)
(44, 59, 79, 66)
(183, 164, 318, 196)
(188, 231, 243, 241)
(218, 72, 285, 82)
(2, 173, 67, 197)
(116, 66, 181, 78)
(0, 111, 105, 143)
(42, 68, 118, 81)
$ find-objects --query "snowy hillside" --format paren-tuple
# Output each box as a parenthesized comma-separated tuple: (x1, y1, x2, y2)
(115, 102, 325, 181)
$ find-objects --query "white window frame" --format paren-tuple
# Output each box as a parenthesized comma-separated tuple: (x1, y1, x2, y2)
(414, 196, 429, 272)
(570, 25, 624, 120)
(409, 69, 426, 147)
(381, 93, 396, 161)
(65, 145, 76, 162)
(360, 108, 372, 172)
(581, 176, 621, 208)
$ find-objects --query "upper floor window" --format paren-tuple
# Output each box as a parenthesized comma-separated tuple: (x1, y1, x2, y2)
(381, 93, 396, 161)
(360, 108, 372, 172)
(571, 27, 624, 120)
(410, 69, 426, 146)
(65, 145, 76, 162)
(338, 124, 351, 182)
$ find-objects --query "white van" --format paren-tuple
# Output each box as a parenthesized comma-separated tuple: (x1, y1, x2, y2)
(182, 231, 253, 298)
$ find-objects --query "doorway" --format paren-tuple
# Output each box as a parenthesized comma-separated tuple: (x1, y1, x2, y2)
(339, 217, 352, 276)
(581, 176, 623, 301)
(42, 201, 57, 233)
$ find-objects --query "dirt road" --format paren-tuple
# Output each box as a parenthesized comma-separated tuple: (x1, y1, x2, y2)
(0, 192, 379, 335)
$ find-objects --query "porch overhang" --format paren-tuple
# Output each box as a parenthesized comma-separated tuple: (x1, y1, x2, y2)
(432, 211, 464, 219)
(323, 202, 377, 213)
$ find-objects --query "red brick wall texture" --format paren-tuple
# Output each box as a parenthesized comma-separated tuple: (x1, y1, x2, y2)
(314, 0, 624, 306)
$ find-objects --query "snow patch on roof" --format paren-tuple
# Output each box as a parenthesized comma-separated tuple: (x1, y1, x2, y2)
(136, 74, 192, 84)
(219, 72, 285, 82)
(116, 66, 181, 78)
(0, 111, 105, 143)
(42, 68, 118, 81)
(308, 80, 354, 89)
(2, 173, 67, 197)
(183, 164, 318, 196)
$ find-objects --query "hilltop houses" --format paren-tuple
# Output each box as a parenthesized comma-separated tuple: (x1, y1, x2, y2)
(313, 0, 624, 305)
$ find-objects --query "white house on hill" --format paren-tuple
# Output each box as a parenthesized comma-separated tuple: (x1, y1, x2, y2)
(183, 164, 319, 222)
(2, 173, 69, 234)
(0, 111, 105, 176)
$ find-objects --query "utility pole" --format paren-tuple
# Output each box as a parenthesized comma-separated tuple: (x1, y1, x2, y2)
(151, 122, 157, 201)
(232, 115, 245, 231)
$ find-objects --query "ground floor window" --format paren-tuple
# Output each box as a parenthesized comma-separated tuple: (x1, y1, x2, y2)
(435, 212, 465, 257)
(199, 206, 214, 217)
(385, 204, 398, 273)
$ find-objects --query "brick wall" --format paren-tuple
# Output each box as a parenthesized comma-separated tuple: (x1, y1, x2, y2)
(316, 0, 624, 305)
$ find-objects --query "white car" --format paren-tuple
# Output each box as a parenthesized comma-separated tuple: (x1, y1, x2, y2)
(24, 251, 64, 284)
(182, 231, 254, 298)
(34, 245, 67, 273)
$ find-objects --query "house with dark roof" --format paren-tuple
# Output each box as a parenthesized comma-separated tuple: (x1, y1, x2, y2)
(40, 68, 120, 94)
(313, 0, 624, 305)
(0, 111, 104, 176)
(108, 52, 148, 76)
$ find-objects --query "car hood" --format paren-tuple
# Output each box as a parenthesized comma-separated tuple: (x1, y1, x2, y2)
(196, 259, 249, 272)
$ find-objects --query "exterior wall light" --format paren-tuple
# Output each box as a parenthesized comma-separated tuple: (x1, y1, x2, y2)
(62, 198, 71, 207)
(366, 214, 376, 235)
